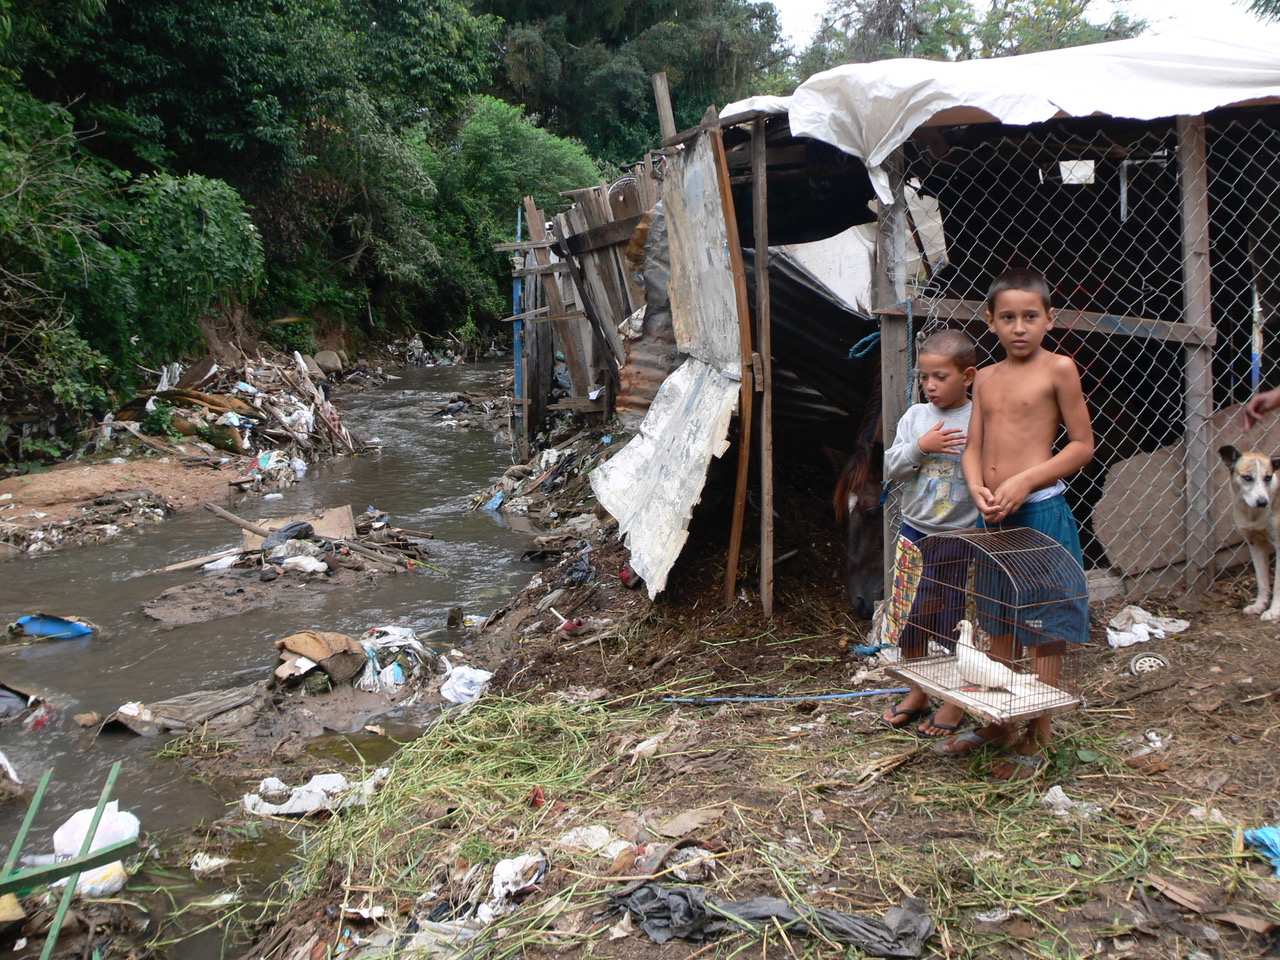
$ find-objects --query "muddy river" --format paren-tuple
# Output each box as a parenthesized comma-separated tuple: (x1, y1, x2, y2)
(0, 363, 537, 947)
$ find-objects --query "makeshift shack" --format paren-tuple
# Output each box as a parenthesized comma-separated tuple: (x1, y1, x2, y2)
(510, 34, 1280, 608)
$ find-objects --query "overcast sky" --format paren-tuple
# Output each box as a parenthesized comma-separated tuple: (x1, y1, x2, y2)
(776, 0, 1278, 49)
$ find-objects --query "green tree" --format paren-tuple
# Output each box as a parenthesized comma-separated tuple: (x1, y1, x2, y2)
(479, 0, 789, 164)
(1248, 0, 1280, 18)
(418, 95, 601, 324)
(799, 0, 1145, 74)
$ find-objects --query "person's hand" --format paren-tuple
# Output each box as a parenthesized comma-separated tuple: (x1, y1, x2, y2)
(918, 421, 966, 455)
(970, 485, 999, 522)
(989, 473, 1035, 521)
(1244, 387, 1280, 429)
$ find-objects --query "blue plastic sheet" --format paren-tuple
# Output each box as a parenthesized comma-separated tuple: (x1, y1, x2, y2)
(1245, 826, 1280, 876)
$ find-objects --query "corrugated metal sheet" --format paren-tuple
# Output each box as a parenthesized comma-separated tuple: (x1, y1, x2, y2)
(590, 359, 739, 596)
(591, 132, 743, 597)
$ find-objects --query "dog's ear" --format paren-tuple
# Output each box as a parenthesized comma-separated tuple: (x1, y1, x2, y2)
(1271, 456, 1280, 474)
(1219, 445, 1241, 468)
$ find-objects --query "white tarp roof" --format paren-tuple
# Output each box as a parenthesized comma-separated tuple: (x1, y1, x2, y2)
(722, 34, 1280, 203)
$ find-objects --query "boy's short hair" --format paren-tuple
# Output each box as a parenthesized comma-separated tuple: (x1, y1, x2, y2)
(986, 268, 1053, 313)
(918, 329, 977, 371)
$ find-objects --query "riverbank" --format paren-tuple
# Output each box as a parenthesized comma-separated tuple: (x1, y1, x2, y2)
(232, 431, 1280, 960)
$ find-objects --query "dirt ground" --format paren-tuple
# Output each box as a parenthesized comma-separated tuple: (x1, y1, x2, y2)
(235, 464, 1280, 960)
(0, 455, 249, 557)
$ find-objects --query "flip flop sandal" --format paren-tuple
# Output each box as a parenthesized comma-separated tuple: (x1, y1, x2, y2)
(990, 753, 1047, 782)
(933, 728, 1000, 757)
(916, 715, 963, 739)
(881, 705, 926, 729)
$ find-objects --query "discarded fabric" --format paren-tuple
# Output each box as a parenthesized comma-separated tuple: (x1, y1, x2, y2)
(1040, 784, 1100, 820)
(1245, 826, 1280, 876)
(440, 664, 493, 704)
(1106, 605, 1190, 649)
(242, 768, 389, 817)
(614, 884, 934, 957)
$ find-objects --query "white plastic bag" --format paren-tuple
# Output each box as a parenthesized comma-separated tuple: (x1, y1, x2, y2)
(51, 801, 140, 897)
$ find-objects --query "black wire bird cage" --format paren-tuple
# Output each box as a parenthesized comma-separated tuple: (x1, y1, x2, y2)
(888, 527, 1089, 724)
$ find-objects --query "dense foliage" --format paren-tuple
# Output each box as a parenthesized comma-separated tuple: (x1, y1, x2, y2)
(0, 0, 1178, 459)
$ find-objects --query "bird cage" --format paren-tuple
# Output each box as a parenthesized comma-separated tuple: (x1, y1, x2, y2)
(887, 528, 1089, 724)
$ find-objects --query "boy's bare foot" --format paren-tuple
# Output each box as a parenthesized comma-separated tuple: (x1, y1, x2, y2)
(989, 731, 1048, 780)
(882, 689, 929, 728)
(932, 723, 1011, 756)
(917, 703, 965, 738)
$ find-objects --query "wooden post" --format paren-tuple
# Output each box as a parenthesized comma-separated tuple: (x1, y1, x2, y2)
(523, 197, 590, 397)
(711, 123, 756, 606)
(875, 149, 910, 601)
(752, 119, 774, 618)
(1177, 114, 1216, 597)
(651, 72, 677, 143)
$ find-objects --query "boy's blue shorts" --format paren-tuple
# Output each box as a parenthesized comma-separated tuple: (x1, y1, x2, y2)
(976, 495, 1088, 648)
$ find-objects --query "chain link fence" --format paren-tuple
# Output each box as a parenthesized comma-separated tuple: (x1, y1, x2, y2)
(879, 106, 1280, 599)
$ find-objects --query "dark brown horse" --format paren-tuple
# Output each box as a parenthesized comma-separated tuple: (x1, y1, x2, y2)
(833, 410, 885, 619)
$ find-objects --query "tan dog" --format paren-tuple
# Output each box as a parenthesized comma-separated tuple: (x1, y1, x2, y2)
(1219, 445, 1280, 619)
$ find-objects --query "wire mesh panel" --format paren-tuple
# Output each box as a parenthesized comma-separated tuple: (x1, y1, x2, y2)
(877, 107, 1280, 599)
(887, 528, 1087, 724)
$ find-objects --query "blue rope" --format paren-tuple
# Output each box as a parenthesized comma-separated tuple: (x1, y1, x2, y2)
(659, 687, 909, 706)
(847, 331, 880, 359)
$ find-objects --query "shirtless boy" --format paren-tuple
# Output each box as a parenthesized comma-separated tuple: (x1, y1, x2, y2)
(938, 268, 1094, 780)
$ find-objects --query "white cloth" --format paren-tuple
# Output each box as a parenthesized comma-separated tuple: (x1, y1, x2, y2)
(1105, 604, 1190, 648)
(722, 34, 1280, 204)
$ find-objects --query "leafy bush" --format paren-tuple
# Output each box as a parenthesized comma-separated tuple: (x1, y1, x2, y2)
(140, 400, 181, 440)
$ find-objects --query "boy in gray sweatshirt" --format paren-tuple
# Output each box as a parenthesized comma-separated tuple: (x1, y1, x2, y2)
(880, 329, 978, 737)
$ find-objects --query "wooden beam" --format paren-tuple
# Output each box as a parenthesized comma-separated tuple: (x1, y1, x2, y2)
(711, 119, 756, 607)
(752, 119, 775, 619)
(878, 299, 1217, 348)
(523, 197, 591, 397)
(548, 397, 607, 412)
(1177, 114, 1216, 597)
(561, 214, 645, 256)
(492, 238, 555, 252)
(651, 72, 677, 143)
(876, 149, 910, 602)
(550, 217, 622, 389)
(512, 262, 571, 278)
(496, 306, 549, 324)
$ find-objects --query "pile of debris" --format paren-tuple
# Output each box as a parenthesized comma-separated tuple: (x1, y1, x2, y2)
(139, 504, 438, 625)
(105, 349, 359, 487)
(1, 489, 172, 556)
(477, 427, 620, 526)
(429, 391, 512, 432)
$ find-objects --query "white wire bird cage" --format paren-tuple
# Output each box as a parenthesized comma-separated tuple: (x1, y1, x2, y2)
(887, 527, 1089, 724)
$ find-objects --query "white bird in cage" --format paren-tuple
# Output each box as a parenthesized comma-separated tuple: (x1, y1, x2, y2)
(953, 619, 1037, 695)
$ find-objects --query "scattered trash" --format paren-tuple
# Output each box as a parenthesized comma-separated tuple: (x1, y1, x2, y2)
(440, 664, 493, 705)
(357, 626, 429, 694)
(477, 853, 547, 923)
(557, 826, 629, 859)
(668, 847, 717, 882)
(72, 712, 101, 728)
(103, 683, 265, 737)
(0, 750, 20, 787)
(7, 614, 97, 642)
(614, 884, 934, 955)
(1189, 806, 1231, 826)
(190, 853, 235, 877)
(1106, 605, 1190, 648)
(652, 806, 723, 838)
(242, 768, 390, 817)
(1128, 652, 1169, 675)
(1040, 785, 1101, 820)
(202, 554, 240, 572)
(973, 906, 1021, 924)
(44, 801, 140, 898)
(1245, 826, 1280, 876)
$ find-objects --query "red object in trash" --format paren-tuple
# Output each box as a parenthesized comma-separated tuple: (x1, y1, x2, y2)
(557, 617, 585, 636)
(528, 785, 546, 808)
(619, 563, 643, 589)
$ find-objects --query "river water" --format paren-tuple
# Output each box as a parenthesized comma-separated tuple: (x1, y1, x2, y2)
(0, 364, 537, 900)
